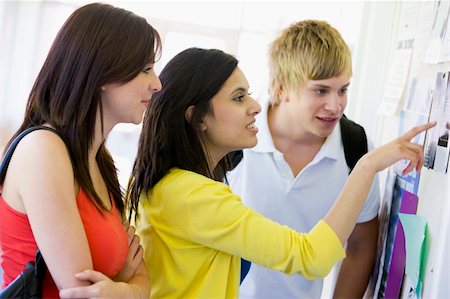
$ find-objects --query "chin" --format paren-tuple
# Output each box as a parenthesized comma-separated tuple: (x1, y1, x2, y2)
(132, 116, 145, 125)
(316, 127, 335, 138)
(243, 139, 258, 149)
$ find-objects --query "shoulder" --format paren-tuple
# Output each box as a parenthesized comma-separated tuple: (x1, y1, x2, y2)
(2, 127, 75, 212)
(9, 128, 72, 174)
(13, 128, 69, 158)
(161, 168, 211, 185)
(149, 169, 239, 221)
(159, 168, 227, 194)
(155, 169, 235, 205)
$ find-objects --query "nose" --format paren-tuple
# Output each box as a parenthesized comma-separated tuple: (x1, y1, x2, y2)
(148, 69, 162, 92)
(248, 96, 261, 116)
(324, 93, 342, 113)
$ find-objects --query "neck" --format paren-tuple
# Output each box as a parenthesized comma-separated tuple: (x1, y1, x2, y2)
(206, 151, 221, 176)
(89, 114, 114, 163)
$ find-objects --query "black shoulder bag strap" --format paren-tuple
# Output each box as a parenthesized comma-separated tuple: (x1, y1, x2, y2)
(339, 114, 368, 173)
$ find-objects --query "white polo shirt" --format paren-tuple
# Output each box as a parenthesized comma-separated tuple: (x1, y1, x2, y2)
(227, 101, 380, 299)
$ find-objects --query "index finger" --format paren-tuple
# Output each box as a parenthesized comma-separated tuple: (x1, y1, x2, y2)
(122, 220, 130, 231)
(401, 121, 437, 141)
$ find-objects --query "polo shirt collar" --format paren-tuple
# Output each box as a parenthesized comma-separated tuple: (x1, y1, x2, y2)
(315, 122, 341, 162)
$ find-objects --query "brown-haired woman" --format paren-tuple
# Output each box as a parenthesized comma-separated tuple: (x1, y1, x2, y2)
(0, 3, 161, 298)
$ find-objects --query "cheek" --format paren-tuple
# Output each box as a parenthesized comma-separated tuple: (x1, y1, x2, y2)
(340, 97, 348, 108)
(214, 107, 237, 124)
(300, 100, 319, 114)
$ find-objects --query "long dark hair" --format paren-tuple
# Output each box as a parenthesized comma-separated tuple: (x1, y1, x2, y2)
(128, 48, 237, 218)
(5, 3, 161, 217)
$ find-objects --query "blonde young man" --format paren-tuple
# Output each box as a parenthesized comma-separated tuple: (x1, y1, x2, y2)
(228, 20, 379, 298)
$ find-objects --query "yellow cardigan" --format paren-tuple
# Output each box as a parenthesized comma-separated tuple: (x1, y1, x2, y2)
(137, 168, 345, 299)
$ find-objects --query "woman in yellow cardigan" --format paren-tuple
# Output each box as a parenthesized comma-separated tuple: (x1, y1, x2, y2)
(127, 48, 434, 299)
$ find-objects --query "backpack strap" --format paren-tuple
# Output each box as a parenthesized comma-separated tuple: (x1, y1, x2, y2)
(228, 150, 244, 170)
(339, 115, 368, 173)
(0, 126, 59, 184)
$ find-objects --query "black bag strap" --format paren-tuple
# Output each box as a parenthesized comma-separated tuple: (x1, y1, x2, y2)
(34, 249, 46, 278)
(339, 114, 368, 173)
(0, 126, 59, 185)
(228, 150, 244, 170)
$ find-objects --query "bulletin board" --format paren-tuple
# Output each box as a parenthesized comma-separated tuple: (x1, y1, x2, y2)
(371, 1, 450, 298)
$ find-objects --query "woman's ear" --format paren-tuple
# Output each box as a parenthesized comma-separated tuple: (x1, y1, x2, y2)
(185, 105, 207, 131)
(185, 105, 195, 124)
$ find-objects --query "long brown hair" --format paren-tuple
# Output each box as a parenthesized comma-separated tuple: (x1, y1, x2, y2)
(6, 3, 161, 216)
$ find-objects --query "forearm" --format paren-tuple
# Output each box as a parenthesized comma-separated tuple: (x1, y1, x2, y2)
(333, 218, 378, 298)
(58, 266, 150, 299)
(333, 251, 375, 298)
(323, 158, 376, 244)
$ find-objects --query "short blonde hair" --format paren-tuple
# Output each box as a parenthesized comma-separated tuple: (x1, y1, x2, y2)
(268, 20, 352, 105)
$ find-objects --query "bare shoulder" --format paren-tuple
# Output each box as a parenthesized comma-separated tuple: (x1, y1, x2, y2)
(2, 128, 75, 212)
(9, 128, 73, 177)
(14, 128, 69, 156)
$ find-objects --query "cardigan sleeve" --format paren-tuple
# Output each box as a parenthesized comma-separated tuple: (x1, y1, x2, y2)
(183, 180, 346, 279)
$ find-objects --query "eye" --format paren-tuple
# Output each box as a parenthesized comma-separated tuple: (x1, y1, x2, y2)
(234, 91, 252, 102)
(338, 88, 348, 95)
(315, 88, 328, 95)
(234, 94, 245, 102)
(142, 66, 153, 74)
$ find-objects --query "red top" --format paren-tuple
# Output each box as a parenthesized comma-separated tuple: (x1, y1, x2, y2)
(0, 188, 128, 298)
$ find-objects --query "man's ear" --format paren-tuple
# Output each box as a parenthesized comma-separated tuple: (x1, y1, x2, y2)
(278, 85, 289, 103)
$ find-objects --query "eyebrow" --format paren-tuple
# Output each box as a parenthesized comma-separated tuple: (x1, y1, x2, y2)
(312, 83, 351, 88)
(230, 87, 247, 95)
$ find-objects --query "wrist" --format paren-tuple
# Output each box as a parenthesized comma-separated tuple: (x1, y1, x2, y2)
(354, 155, 377, 176)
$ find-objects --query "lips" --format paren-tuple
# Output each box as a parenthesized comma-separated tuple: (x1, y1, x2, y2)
(246, 121, 258, 134)
(246, 118, 257, 129)
(315, 116, 341, 129)
(141, 100, 150, 108)
(316, 115, 340, 123)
